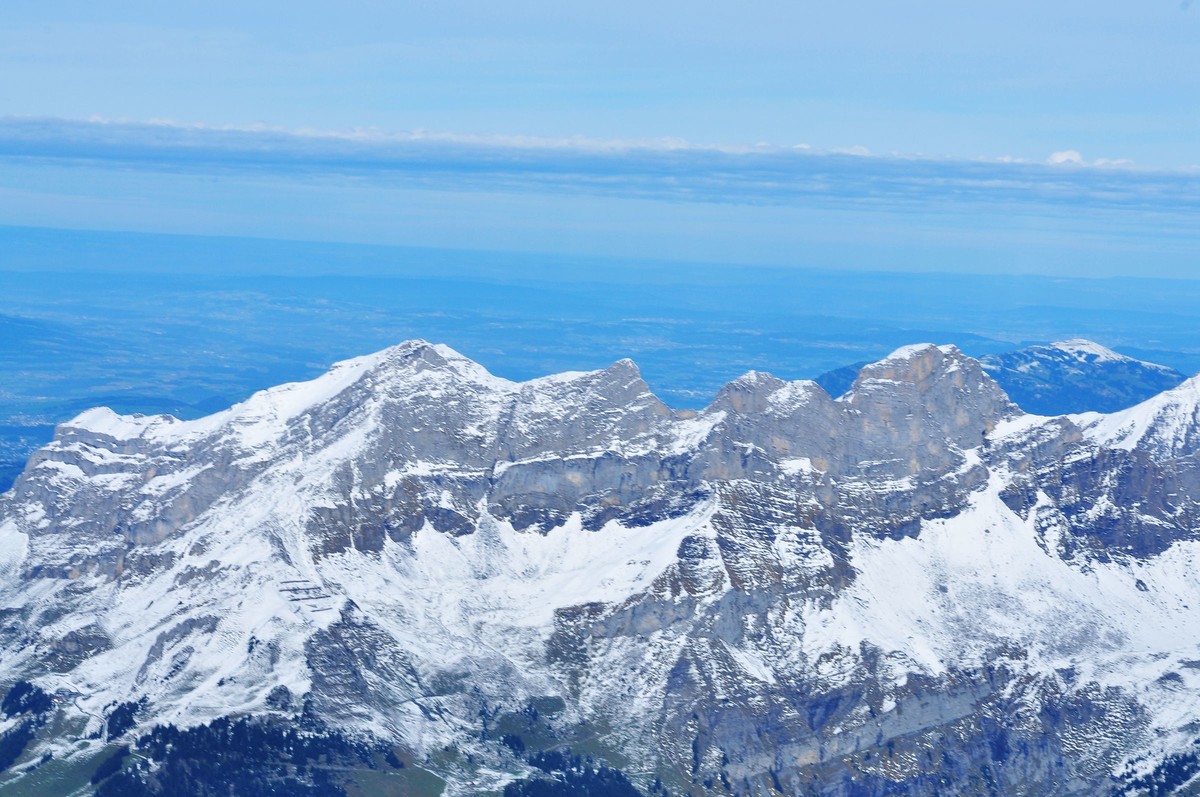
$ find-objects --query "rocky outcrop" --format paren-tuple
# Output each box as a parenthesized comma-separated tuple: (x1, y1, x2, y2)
(1, 340, 1199, 796)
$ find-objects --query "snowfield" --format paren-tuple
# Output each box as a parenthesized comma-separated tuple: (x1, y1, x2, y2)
(2, 339, 1200, 795)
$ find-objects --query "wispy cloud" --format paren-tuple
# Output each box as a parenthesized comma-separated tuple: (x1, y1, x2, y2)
(1047, 150, 1085, 166)
(1, 116, 1197, 214)
(1047, 149, 1138, 169)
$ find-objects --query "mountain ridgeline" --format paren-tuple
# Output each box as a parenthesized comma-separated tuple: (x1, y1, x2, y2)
(978, 339, 1187, 415)
(1, 340, 1200, 796)
(816, 338, 1187, 415)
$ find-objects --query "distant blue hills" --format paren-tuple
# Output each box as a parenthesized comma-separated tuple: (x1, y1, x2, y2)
(979, 339, 1187, 415)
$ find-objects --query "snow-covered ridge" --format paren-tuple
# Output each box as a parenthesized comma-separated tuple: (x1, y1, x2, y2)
(978, 337, 1188, 416)
(1049, 338, 1178, 374)
(1080, 373, 1200, 457)
(55, 341, 972, 439)
(43, 340, 1002, 481)
(3, 339, 1200, 794)
(61, 341, 506, 446)
(1051, 338, 1129, 363)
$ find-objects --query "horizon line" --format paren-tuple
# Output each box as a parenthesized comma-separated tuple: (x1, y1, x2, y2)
(5, 222, 1200, 286)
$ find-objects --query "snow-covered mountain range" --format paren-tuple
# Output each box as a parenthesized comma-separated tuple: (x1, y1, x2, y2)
(2, 340, 1200, 796)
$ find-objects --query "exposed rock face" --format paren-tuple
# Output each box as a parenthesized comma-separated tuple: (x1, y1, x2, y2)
(820, 339, 1186, 416)
(2, 340, 1200, 796)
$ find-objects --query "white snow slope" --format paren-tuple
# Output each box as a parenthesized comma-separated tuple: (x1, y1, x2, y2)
(1, 339, 1199, 792)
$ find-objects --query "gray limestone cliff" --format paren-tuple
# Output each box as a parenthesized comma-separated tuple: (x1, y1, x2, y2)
(1, 340, 1200, 796)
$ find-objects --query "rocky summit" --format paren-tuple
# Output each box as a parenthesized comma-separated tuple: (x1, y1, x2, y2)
(2, 340, 1200, 796)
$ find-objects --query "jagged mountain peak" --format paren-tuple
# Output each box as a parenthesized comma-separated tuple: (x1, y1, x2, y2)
(708, 371, 826, 415)
(848, 343, 976, 390)
(5, 341, 1200, 796)
(361, 340, 518, 404)
(710, 344, 1007, 418)
(606, 355, 640, 374)
(519, 356, 655, 401)
(55, 340, 470, 447)
(842, 343, 1019, 444)
(371, 338, 509, 380)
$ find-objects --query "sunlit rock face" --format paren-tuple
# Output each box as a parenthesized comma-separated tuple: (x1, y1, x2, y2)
(3, 340, 1200, 796)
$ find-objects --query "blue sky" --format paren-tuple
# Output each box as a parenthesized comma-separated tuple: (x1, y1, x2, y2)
(0, 2, 1197, 277)
(3, 1, 1197, 165)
